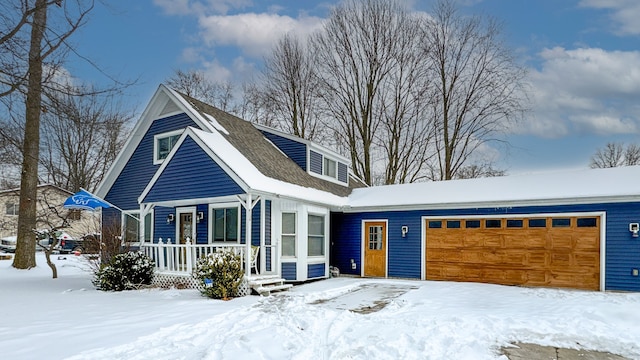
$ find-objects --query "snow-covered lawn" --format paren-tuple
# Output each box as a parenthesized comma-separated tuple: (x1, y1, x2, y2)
(1, 253, 639, 360)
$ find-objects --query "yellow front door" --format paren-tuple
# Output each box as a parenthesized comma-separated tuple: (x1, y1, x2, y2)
(364, 221, 386, 277)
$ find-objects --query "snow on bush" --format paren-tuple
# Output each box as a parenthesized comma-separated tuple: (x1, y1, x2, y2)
(93, 252, 154, 291)
(193, 251, 244, 300)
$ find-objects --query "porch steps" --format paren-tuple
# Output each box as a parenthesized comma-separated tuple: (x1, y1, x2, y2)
(248, 275, 292, 296)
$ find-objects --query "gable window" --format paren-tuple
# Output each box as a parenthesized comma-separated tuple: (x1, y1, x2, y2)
(308, 214, 325, 256)
(5, 203, 18, 216)
(212, 206, 239, 242)
(323, 157, 337, 179)
(153, 130, 182, 164)
(282, 213, 296, 257)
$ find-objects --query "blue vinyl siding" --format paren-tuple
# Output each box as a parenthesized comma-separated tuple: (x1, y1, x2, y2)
(310, 150, 322, 175)
(196, 204, 208, 244)
(282, 262, 297, 281)
(153, 206, 175, 243)
(338, 162, 348, 183)
(265, 200, 272, 272)
(331, 202, 640, 291)
(106, 113, 197, 210)
(260, 131, 307, 171)
(308, 263, 326, 278)
(252, 201, 261, 246)
(143, 136, 244, 203)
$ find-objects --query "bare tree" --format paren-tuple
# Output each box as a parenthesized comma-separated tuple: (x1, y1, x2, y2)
(0, 0, 97, 269)
(454, 162, 505, 179)
(237, 82, 281, 128)
(312, 0, 419, 185)
(259, 34, 324, 141)
(166, 69, 236, 112)
(423, 0, 528, 180)
(590, 142, 640, 168)
(377, 13, 435, 184)
(40, 90, 132, 192)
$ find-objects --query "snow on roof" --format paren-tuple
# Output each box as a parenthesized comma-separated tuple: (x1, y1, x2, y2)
(189, 128, 348, 207)
(347, 165, 640, 210)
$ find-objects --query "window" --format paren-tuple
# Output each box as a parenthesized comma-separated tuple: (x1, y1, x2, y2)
(506, 219, 523, 228)
(153, 130, 182, 164)
(446, 220, 461, 229)
(144, 212, 153, 243)
(5, 203, 18, 216)
(428, 220, 442, 228)
(67, 209, 82, 221)
(528, 218, 546, 228)
(308, 214, 325, 256)
(323, 157, 337, 179)
(213, 207, 239, 242)
(122, 211, 139, 243)
(282, 213, 296, 257)
(577, 218, 597, 227)
(552, 218, 571, 228)
(465, 220, 481, 228)
(485, 219, 502, 228)
(368, 225, 383, 250)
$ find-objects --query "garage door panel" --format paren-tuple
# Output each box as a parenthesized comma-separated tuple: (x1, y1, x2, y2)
(425, 216, 600, 291)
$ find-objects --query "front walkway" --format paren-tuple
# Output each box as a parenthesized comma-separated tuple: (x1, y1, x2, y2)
(502, 342, 628, 360)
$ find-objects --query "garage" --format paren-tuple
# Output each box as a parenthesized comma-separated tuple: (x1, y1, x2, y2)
(425, 215, 601, 290)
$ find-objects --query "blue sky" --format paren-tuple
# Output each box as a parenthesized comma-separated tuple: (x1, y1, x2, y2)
(69, 0, 640, 174)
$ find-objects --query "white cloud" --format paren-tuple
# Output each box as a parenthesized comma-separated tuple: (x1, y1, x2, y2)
(153, 0, 252, 16)
(198, 13, 323, 57)
(520, 47, 640, 138)
(579, 0, 640, 35)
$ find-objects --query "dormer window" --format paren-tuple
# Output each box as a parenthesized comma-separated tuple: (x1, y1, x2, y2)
(323, 158, 337, 179)
(153, 130, 182, 164)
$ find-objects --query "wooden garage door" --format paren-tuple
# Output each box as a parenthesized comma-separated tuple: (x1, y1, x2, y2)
(425, 216, 600, 290)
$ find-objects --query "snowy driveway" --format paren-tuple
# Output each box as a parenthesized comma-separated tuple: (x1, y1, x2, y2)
(2, 254, 640, 360)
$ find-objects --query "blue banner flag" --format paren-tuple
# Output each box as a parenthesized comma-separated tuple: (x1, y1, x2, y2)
(63, 189, 113, 211)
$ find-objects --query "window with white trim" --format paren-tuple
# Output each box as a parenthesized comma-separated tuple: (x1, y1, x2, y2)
(212, 206, 239, 242)
(5, 203, 18, 216)
(122, 211, 140, 243)
(143, 211, 153, 243)
(153, 130, 182, 164)
(323, 157, 337, 179)
(281, 213, 296, 257)
(308, 214, 325, 256)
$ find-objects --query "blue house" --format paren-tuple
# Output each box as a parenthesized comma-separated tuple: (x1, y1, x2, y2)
(96, 84, 640, 292)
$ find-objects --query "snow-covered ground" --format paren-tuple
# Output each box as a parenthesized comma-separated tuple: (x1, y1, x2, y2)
(1, 253, 639, 360)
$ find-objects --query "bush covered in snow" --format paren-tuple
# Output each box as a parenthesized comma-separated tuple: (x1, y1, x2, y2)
(93, 252, 154, 291)
(193, 251, 244, 300)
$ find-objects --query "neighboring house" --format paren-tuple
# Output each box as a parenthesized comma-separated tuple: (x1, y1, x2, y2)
(0, 184, 98, 240)
(96, 84, 640, 292)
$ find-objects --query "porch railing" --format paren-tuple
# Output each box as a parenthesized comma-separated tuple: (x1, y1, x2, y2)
(141, 238, 247, 275)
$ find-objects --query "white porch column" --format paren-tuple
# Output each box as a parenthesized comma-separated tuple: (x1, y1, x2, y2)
(245, 193, 252, 274)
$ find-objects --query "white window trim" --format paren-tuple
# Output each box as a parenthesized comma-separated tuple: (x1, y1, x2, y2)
(5, 203, 18, 216)
(143, 209, 154, 243)
(175, 206, 197, 243)
(307, 212, 326, 258)
(281, 212, 297, 258)
(208, 202, 241, 244)
(153, 129, 183, 165)
(122, 210, 141, 245)
(307, 150, 348, 186)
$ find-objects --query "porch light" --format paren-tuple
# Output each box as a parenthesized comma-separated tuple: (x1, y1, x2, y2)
(197, 211, 204, 223)
(401, 225, 408, 237)
(167, 213, 175, 224)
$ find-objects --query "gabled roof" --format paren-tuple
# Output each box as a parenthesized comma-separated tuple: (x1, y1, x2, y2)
(140, 127, 349, 207)
(173, 91, 364, 197)
(98, 84, 363, 205)
(347, 165, 640, 211)
(0, 184, 72, 196)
